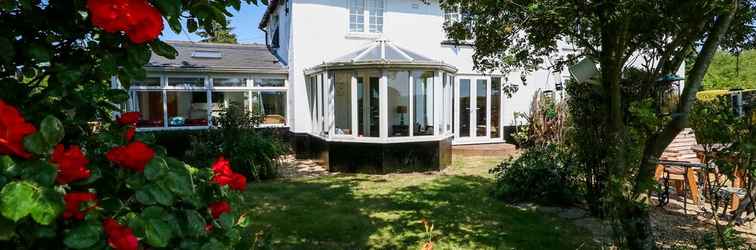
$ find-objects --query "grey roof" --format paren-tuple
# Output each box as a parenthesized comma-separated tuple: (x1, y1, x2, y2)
(147, 41, 287, 74)
(306, 39, 457, 74)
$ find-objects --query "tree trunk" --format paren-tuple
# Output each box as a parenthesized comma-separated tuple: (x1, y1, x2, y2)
(620, 2, 739, 250)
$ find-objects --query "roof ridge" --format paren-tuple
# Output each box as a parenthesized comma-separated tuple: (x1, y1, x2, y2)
(163, 40, 267, 48)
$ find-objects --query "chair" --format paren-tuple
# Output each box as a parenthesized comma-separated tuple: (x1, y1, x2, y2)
(654, 129, 703, 211)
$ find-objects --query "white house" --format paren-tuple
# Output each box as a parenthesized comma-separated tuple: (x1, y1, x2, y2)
(124, 0, 571, 172)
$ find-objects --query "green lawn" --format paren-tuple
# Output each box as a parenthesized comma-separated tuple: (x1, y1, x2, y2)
(240, 155, 595, 249)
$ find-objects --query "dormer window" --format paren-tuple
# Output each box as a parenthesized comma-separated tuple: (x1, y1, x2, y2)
(349, 0, 384, 33)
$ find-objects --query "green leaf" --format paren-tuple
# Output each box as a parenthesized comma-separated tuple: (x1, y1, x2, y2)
(126, 44, 151, 66)
(63, 223, 101, 249)
(0, 217, 16, 240)
(23, 132, 49, 155)
(148, 183, 174, 206)
(166, 168, 193, 197)
(21, 160, 57, 186)
(184, 210, 206, 237)
(144, 218, 172, 247)
(150, 40, 178, 60)
(0, 155, 19, 177)
(135, 188, 155, 205)
(152, 0, 180, 17)
(201, 238, 226, 250)
(168, 16, 182, 34)
(141, 206, 165, 219)
(126, 173, 147, 189)
(106, 89, 129, 104)
(29, 188, 63, 225)
(144, 157, 168, 181)
(218, 213, 234, 231)
(0, 181, 39, 221)
(27, 43, 50, 63)
(39, 115, 64, 146)
(187, 18, 199, 33)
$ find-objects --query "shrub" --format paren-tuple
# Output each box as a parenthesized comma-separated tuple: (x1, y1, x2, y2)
(489, 145, 581, 205)
(0, 106, 251, 249)
(186, 103, 287, 181)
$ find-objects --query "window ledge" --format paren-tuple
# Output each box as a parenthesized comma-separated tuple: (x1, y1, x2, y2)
(345, 32, 382, 40)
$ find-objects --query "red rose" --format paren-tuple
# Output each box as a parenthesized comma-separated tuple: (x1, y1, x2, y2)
(124, 127, 136, 142)
(106, 141, 155, 172)
(205, 223, 214, 233)
(103, 218, 139, 250)
(125, 1, 163, 44)
(208, 201, 231, 219)
(211, 156, 247, 191)
(63, 192, 97, 220)
(87, 0, 163, 44)
(0, 100, 36, 159)
(52, 144, 91, 185)
(229, 173, 247, 191)
(117, 112, 140, 126)
(87, 0, 133, 32)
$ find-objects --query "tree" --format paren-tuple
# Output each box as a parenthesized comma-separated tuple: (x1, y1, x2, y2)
(439, 0, 756, 248)
(198, 20, 239, 44)
(703, 50, 756, 90)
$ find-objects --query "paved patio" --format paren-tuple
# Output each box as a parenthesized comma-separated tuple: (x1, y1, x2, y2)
(452, 143, 518, 157)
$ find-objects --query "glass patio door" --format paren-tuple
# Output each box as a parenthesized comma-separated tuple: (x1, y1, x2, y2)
(454, 76, 502, 143)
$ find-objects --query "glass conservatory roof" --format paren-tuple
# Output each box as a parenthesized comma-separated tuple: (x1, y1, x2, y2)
(306, 39, 457, 73)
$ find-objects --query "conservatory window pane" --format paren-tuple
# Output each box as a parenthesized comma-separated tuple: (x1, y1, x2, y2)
(166, 91, 209, 127)
(413, 71, 434, 136)
(334, 72, 352, 135)
(388, 71, 410, 137)
(255, 78, 285, 87)
(210, 91, 250, 118)
(132, 77, 161, 87)
(368, 0, 384, 33)
(259, 92, 287, 125)
(213, 77, 246, 87)
(167, 77, 204, 87)
(132, 91, 164, 128)
(349, 0, 364, 32)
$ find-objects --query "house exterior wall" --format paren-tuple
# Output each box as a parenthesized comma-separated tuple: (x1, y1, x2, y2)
(273, 0, 566, 136)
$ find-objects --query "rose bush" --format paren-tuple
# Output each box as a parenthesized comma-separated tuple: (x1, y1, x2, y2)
(0, 106, 252, 249)
(0, 0, 266, 248)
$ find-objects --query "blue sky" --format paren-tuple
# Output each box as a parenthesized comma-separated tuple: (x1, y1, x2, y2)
(160, 4, 268, 44)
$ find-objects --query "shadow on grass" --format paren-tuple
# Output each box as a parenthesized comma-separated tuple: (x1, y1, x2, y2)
(241, 174, 594, 249)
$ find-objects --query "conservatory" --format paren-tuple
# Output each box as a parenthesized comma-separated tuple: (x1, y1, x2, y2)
(302, 39, 456, 173)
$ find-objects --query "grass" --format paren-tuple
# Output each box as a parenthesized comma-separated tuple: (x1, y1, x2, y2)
(240, 155, 595, 249)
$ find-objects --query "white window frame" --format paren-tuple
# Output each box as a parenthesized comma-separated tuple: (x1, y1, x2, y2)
(348, 0, 384, 35)
(123, 73, 289, 131)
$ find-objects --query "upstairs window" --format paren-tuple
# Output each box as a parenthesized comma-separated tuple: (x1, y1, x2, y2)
(443, 5, 474, 41)
(349, 0, 384, 33)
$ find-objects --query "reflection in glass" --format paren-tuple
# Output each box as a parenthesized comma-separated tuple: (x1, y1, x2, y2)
(255, 78, 285, 87)
(369, 77, 380, 137)
(133, 91, 164, 127)
(132, 77, 161, 87)
(258, 92, 287, 125)
(491, 77, 501, 138)
(213, 78, 246, 87)
(334, 72, 352, 135)
(459, 79, 470, 137)
(166, 91, 209, 127)
(168, 77, 204, 87)
(413, 71, 434, 136)
(211, 91, 249, 119)
(476, 79, 487, 136)
(388, 71, 410, 137)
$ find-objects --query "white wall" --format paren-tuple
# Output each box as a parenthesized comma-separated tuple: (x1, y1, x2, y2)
(285, 0, 567, 133)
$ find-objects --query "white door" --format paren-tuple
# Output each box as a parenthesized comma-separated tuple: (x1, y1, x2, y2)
(454, 76, 503, 144)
